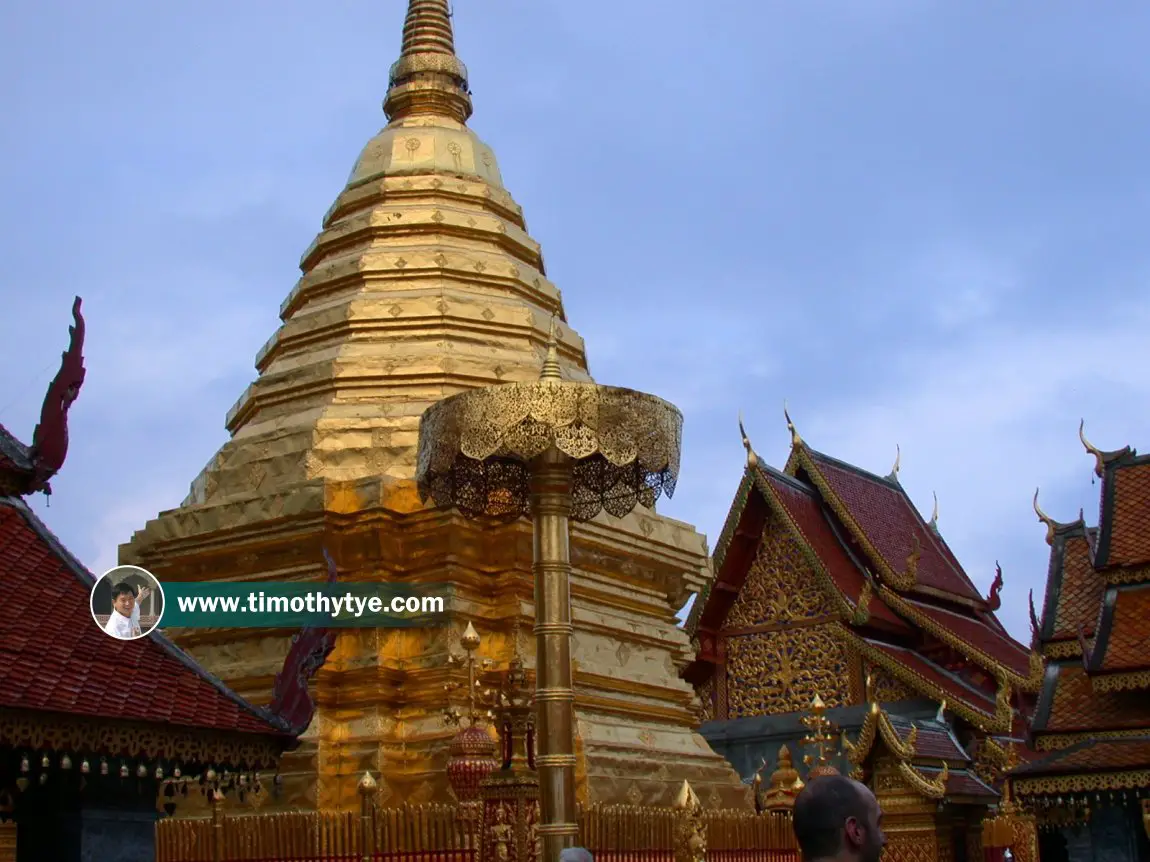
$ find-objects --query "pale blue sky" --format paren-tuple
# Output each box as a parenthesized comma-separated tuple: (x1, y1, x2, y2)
(2, 3, 1147, 642)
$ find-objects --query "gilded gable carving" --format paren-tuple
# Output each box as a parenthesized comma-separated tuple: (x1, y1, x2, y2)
(866, 662, 915, 704)
(725, 626, 850, 717)
(725, 528, 831, 629)
(696, 677, 714, 722)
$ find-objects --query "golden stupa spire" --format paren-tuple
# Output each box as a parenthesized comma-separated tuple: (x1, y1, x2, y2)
(384, 0, 473, 124)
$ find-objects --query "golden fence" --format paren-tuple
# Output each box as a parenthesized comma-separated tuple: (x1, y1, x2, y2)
(157, 803, 796, 862)
(578, 804, 797, 862)
(157, 804, 477, 862)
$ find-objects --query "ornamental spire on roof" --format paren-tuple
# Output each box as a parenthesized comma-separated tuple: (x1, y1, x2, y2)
(384, 0, 473, 124)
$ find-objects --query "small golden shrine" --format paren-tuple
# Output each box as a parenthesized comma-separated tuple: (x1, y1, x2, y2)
(1008, 425, 1150, 861)
(118, 0, 748, 810)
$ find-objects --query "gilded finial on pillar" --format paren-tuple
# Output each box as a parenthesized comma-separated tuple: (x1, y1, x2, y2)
(384, 0, 473, 124)
(738, 412, 759, 470)
(539, 316, 562, 381)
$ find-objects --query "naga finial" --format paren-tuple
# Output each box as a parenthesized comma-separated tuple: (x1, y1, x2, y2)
(935, 699, 947, 722)
(1079, 419, 1106, 478)
(886, 444, 901, 482)
(928, 491, 939, 533)
(783, 400, 803, 447)
(28, 296, 86, 495)
(738, 412, 759, 470)
(987, 562, 1004, 612)
(1033, 488, 1057, 546)
(1028, 588, 1041, 645)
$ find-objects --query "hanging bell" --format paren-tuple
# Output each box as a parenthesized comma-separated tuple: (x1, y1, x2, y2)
(60, 755, 72, 770)
(100, 759, 109, 776)
(41, 754, 50, 769)
(205, 768, 217, 783)
(38, 773, 48, 786)
(119, 764, 129, 779)
(173, 767, 181, 779)
(155, 767, 164, 780)
(136, 764, 147, 779)
(19, 756, 29, 774)
(80, 760, 90, 775)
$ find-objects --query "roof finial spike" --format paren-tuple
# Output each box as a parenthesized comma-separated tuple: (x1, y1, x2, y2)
(1078, 419, 1106, 478)
(384, 0, 473, 124)
(1033, 488, 1057, 546)
(927, 491, 940, 535)
(539, 315, 562, 381)
(738, 412, 759, 470)
(783, 400, 803, 447)
(886, 444, 901, 482)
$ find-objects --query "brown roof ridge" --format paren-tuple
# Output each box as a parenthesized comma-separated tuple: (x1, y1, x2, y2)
(1, 495, 293, 737)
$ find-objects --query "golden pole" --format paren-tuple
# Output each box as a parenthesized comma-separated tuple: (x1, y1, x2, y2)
(358, 771, 377, 862)
(530, 446, 579, 859)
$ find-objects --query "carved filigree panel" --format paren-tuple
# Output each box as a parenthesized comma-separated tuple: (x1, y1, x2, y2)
(725, 626, 850, 717)
(725, 529, 831, 629)
(696, 677, 714, 722)
(883, 833, 940, 862)
(866, 662, 915, 703)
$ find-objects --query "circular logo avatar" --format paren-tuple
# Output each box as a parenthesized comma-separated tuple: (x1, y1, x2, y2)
(90, 565, 165, 640)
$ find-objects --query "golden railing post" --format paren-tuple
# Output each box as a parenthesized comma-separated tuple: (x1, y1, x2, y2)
(530, 447, 579, 860)
(673, 781, 706, 862)
(210, 788, 225, 862)
(359, 771, 378, 862)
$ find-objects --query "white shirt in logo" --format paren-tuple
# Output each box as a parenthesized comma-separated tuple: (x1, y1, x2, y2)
(104, 603, 143, 639)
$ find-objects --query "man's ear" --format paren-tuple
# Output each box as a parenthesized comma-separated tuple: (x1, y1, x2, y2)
(843, 816, 865, 848)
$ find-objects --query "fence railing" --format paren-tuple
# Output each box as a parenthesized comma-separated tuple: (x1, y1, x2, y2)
(157, 802, 796, 862)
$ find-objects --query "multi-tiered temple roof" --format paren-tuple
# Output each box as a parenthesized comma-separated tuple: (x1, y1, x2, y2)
(1011, 427, 1150, 803)
(685, 416, 1042, 737)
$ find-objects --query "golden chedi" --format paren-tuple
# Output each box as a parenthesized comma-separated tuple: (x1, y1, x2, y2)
(120, 0, 748, 810)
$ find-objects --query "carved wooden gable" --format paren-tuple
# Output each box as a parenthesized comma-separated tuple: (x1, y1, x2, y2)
(724, 527, 834, 629)
(720, 524, 853, 718)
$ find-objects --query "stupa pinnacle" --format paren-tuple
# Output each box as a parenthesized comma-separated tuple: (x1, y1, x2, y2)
(123, 2, 748, 812)
(384, 0, 472, 123)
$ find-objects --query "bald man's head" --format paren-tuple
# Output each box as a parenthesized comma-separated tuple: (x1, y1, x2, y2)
(792, 775, 884, 862)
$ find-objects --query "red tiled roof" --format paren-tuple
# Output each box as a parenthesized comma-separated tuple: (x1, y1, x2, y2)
(801, 450, 985, 603)
(862, 640, 998, 719)
(1091, 585, 1150, 673)
(1037, 664, 1148, 733)
(1013, 737, 1150, 777)
(1099, 459, 1150, 569)
(0, 497, 291, 738)
(758, 469, 907, 631)
(934, 768, 998, 799)
(903, 599, 1031, 679)
(1045, 532, 1106, 642)
(885, 714, 969, 761)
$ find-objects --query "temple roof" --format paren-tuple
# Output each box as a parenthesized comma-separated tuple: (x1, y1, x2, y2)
(0, 496, 294, 742)
(1028, 432, 1150, 751)
(1011, 736, 1150, 779)
(787, 445, 988, 605)
(686, 436, 1034, 725)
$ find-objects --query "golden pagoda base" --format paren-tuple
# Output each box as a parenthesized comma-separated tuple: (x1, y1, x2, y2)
(123, 476, 750, 813)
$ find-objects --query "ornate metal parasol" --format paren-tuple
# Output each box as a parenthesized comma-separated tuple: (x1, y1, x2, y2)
(416, 320, 683, 858)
